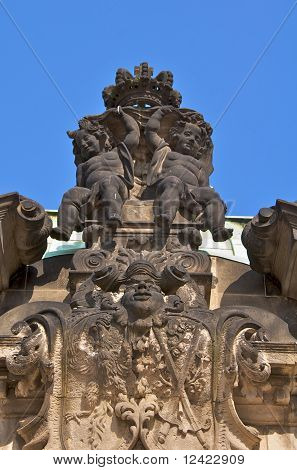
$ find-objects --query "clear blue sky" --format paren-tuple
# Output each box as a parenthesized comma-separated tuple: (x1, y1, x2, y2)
(0, 0, 296, 215)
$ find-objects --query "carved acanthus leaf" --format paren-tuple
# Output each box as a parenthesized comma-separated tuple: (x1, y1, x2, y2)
(115, 396, 140, 447)
(88, 401, 113, 449)
(139, 394, 160, 444)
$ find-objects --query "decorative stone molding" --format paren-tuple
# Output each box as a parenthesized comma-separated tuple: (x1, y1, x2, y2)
(0, 193, 52, 292)
(242, 200, 297, 300)
(0, 63, 297, 450)
(0, 270, 274, 450)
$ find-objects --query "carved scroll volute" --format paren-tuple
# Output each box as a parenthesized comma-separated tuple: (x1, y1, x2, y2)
(214, 318, 271, 450)
(5, 320, 54, 449)
(6, 320, 53, 397)
(234, 328, 271, 401)
(15, 199, 52, 265)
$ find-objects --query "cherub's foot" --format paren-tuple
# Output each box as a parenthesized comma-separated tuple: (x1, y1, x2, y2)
(188, 228, 202, 248)
(212, 227, 233, 242)
(106, 213, 122, 228)
(51, 227, 71, 241)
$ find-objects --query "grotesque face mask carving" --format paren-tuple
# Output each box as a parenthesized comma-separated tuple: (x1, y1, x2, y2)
(121, 281, 165, 321)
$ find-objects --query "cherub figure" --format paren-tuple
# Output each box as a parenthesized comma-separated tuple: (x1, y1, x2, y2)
(51, 108, 140, 241)
(144, 107, 232, 242)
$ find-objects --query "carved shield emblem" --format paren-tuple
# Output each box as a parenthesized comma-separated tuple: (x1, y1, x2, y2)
(61, 308, 214, 450)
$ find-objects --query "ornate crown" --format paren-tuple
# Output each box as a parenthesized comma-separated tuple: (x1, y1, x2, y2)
(102, 62, 182, 109)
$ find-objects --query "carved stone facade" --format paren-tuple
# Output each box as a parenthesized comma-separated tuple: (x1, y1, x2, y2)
(0, 63, 297, 450)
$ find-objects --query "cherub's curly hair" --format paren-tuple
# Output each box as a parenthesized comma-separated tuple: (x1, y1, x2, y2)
(67, 118, 114, 166)
(168, 115, 213, 157)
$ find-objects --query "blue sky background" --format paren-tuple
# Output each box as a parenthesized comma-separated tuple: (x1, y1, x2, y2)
(0, 0, 296, 215)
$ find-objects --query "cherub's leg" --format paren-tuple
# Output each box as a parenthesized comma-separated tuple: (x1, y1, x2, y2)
(154, 176, 184, 229)
(96, 175, 128, 227)
(191, 187, 233, 242)
(51, 187, 91, 241)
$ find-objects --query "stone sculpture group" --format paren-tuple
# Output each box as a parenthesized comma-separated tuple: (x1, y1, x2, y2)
(1, 63, 297, 451)
(51, 63, 232, 249)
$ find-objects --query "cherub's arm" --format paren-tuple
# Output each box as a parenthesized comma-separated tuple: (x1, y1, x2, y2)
(144, 107, 168, 153)
(76, 163, 84, 187)
(199, 168, 209, 187)
(118, 107, 140, 152)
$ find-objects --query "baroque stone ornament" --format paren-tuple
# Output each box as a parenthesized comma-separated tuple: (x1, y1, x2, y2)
(102, 62, 182, 109)
(0, 193, 52, 291)
(51, 62, 232, 249)
(242, 199, 297, 299)
(4, 260, 271, 450)
(5, 318, 54, 449)
(1, 63, 297, 450)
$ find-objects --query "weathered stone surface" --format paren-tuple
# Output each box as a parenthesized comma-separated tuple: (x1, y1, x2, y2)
(0, 260, 278, 450)
(243, 199, 297, 300)
(0, 193, 52, 292)
(51, 63, 232, 250)
(0, 63, 297, 450)
(0, 255, 72, 317)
